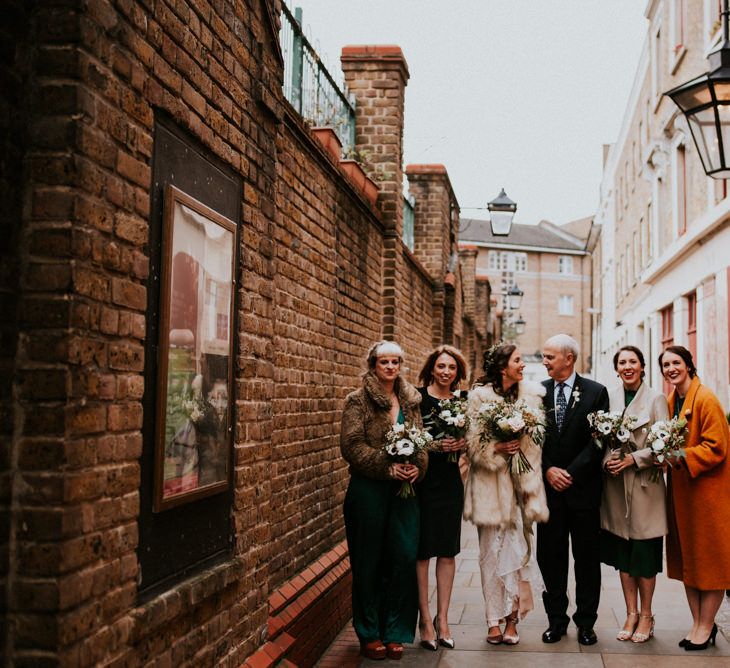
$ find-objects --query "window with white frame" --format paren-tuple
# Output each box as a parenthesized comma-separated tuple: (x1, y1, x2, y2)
(651, 25, 662, 109)
(673, 140, 687, 237)
(670, 0, 686, 70)
(558, 294, 574, 316)
(705, 0, 722, 51)
(647, 200, 655, 262)
(487, 250, 527, 272)
(558, 255, 574, 275)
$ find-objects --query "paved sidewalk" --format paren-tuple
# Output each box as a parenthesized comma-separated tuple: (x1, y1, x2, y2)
(317, 522, 730, 667)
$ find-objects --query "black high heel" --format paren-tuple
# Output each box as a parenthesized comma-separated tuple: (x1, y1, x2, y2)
(418, 622, 437, 651)
(678, 638, 689, 647)
(685, 623, 718, 651)
(435, 620, 455, 649)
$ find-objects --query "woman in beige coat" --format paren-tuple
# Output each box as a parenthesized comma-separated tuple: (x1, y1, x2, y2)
(600, 346, 668, 644)
(464, 344, 549, 646)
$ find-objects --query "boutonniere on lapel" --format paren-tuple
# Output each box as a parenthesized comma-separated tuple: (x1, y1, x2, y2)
(571, 388, 581, 405)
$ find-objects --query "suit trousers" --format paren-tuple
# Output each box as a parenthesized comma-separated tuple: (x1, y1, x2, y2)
(537, 495, 601, 629)
(344, 473, 419, 644)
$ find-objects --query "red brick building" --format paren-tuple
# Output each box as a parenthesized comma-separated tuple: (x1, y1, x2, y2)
(0, 2, 491, 665)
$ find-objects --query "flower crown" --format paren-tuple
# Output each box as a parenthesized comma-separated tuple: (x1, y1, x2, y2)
(482, 340, 506, 373)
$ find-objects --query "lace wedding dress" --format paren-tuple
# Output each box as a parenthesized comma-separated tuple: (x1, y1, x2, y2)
(477, 509, 544, 626)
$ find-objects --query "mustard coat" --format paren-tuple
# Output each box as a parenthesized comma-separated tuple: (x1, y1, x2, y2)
(600, 382, 669, 540)
(666, 376, 730, 590)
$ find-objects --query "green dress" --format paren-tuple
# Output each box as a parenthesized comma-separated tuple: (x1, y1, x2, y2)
(343, 409, 420, 644)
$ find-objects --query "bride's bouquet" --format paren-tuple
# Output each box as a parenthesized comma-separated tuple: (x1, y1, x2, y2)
(475, 399, 546, 474)
(587, 410, 638, 452)
(384, 422, 433, 498)
(647, 416, 687, 482)
(427, 394, 470, 462)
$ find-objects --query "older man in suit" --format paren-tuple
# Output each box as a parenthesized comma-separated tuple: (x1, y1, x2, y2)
(537, 334, 609, 646)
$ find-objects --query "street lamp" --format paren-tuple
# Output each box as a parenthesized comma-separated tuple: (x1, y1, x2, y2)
(487, 188, 517, 236)
(514, 314, 526, 335)
(665, 0, 730, 178)
(505, 283, 524, 310)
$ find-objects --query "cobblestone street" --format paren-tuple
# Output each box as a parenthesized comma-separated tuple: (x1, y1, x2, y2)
(318, 522, 730, 667)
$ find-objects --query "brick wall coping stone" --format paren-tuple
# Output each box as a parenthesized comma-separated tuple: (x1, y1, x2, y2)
(242, 540, 351, 668)
(341, 45, 410, 82)
(459, 245, 479, 252)
(406, 163, 459, 209)
(405, 164, 447, 174)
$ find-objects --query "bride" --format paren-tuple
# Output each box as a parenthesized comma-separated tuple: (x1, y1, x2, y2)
(464, 343, 549, 646)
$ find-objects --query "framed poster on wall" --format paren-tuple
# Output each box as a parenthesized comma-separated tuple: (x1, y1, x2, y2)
(153, 184, 236, 511)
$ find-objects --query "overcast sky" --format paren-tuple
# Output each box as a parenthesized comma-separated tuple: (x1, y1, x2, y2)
(287, 0, 648, 226)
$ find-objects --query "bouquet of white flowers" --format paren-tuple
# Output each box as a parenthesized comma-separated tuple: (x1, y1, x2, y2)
(475, 399, 546, 474)
(427, 394, 470, 462)
(384, 422, 433, 498)
(587, 410, 638, 452)
(647, 417, 687, 482)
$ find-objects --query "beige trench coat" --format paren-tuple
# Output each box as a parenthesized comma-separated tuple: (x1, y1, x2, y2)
(599, 382, 669, 540)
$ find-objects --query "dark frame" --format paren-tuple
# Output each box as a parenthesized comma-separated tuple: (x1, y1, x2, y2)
(153, 184, 236, 512)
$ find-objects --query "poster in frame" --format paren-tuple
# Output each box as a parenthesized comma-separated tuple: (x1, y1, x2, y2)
(153, 184, 236, 512)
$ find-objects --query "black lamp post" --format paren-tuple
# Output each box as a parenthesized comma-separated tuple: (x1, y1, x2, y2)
(506, 283, 524, 310)
(514, 314, 526, 335)
(665, 0, 730, 178)
(487, 188, 517, 235)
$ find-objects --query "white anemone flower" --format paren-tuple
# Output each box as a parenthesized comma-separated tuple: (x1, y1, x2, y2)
(397, 439, 414, 457)
(651, 439, 665, 453)
(507, 416, 525, 432)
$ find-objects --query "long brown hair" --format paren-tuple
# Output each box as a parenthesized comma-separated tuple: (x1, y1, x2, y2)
(418, 345, 467, 391)
(476, 343, 518, 399)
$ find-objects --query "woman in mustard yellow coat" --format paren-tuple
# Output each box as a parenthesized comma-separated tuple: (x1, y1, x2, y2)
(659, 345, 730, 651)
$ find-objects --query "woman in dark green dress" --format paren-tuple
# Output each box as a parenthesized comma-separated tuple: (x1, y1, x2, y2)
(340, 341, 428, 661)
(600, 345, 668, 643)
(415, 345, 468, 651)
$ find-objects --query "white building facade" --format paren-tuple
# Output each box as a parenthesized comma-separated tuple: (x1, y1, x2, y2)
(593, 0, 730, 406)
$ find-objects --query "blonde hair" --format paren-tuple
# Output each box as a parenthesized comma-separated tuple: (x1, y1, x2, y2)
(366, 340, 404, 369)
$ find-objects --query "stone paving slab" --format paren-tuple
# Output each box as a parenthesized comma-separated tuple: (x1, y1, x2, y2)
(316, 521, 730, 666)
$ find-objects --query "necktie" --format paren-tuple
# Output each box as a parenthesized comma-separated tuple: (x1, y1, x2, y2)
(556, 382, 567, 431)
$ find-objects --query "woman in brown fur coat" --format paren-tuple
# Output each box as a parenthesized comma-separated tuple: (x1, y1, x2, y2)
(464, 344, 549, 646)
(340, 341, 428, 661)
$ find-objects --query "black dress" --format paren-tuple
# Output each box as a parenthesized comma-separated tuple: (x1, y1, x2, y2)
(416, 387, 465, 559)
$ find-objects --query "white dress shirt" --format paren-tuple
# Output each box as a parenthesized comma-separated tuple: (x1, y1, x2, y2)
(553, 371, 577, 406)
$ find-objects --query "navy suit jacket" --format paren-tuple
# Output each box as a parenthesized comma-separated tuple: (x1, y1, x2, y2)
(542, 374, 609, 509)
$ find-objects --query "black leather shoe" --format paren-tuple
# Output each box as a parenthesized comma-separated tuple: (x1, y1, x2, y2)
(542, 625, 567, 643)
(577, 627, 598, 645)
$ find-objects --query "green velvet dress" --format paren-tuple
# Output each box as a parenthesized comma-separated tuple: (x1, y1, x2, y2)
(343, 409, 420, 644)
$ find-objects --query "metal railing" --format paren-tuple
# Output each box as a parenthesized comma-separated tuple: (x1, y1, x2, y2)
(280, 4, 356, 153)
(403, 196, 415, 251)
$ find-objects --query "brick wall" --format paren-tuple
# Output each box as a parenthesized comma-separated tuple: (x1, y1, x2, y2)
(3, 3, 487, 666)
(0, 2, 31, 662)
